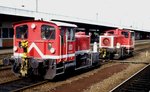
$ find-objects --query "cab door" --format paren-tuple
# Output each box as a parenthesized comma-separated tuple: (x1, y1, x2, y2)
(60, 27, 75, 62)
(121, 31, 130, 46)
(15, 24, 28, 54)
(130, 31, 135, 48)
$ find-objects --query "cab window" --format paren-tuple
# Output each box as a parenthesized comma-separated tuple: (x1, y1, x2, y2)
(108, 31, 114, 34)
(121, 31, 129, 38)
(66, 28, 75, 41)
(60, 27, 65, 45)
(41, 25, 55, 40)
(16, 25, 28, 39)
(131, 32, 135, 38)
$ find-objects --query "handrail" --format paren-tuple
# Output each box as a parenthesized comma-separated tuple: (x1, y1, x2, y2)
(66, 33, 68, 61)
(59, 35, 61, 62)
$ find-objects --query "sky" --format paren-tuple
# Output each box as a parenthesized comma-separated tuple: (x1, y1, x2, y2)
(0, 0, 150, 30)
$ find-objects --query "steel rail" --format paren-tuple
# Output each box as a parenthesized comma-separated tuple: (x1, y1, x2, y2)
(0, 78, 48, 92)
(0, 65, 11, 71)
(110, 64, 150, 92)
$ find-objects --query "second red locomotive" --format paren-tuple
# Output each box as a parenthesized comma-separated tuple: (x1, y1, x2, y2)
(99, 28, 135, 59)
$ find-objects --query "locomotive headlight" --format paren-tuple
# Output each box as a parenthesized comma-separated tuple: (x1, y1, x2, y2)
(103, 38, 110, 46)
(116, 43, 121, 48)
(50, 48, 55, 54)
(13, 46, 18, 52)
(48, 43, 55, 54)
(48, 43, 52, 50)
(31, 23, 36, 29)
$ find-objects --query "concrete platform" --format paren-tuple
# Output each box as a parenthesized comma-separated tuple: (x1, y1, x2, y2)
(0, 49, 13, 55)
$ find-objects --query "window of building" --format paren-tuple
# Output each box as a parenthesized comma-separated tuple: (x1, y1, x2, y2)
(16, 25, 28, 39)
(0, 28, 14, 38)
(2, 28, 8, 38)
(9, 28, 14, 38)
(0, 28, 1, 38)
(41, 25, 55, 40)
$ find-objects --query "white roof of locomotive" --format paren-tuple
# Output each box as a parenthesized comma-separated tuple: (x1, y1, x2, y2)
(51, 21, 77, 27)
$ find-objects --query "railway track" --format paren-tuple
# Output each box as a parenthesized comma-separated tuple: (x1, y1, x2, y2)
(0, 53, 12, 60)
(0, 78, 48, 92)
(0, 53, 12, 66)
(110, 64, 150, 92)
(0, 65, 11, 71)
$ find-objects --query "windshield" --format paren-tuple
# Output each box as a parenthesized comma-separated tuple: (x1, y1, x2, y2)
(16, 25, 28, 39)
(121, 31, 129, 38)
(41, 25, 55, 40)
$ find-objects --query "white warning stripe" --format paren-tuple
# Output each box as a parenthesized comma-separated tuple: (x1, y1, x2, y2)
(14, 43, 75, 59)
(75, 50, 90, 54)
(121, 45, 134, 48)
(14, 53, 75, 59)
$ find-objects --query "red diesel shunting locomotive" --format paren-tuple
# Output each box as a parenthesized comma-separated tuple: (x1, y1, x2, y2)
(99, 28, 135, 59)
(9, 20, 99, 79)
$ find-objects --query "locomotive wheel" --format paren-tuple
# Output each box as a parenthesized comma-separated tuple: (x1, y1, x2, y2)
(44, 60, 56, 79)
(12, 62, 21, 77)
(120, 47, 126, 59)
(129, 51, 134, 57)
(113, 49, 122, 59)
(2, 58, 10, 66)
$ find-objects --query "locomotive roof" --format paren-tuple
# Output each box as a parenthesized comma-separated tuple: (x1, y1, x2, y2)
(51, 21, 77, 27)
(13, 20, 77, 28)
